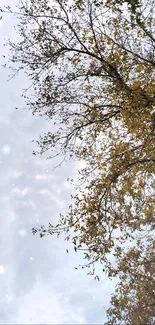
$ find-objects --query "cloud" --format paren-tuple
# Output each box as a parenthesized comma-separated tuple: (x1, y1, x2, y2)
(12, 277, 86, 324)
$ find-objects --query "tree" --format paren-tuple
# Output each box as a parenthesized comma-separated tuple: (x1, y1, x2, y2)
(105, 241, 155, 325)
(2, 0, 155, 322)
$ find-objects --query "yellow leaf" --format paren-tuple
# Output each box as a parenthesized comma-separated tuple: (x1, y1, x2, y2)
(136, 64, 143, 73)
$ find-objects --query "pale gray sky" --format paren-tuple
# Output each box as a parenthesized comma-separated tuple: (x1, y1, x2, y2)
(0, 1, 115, 323)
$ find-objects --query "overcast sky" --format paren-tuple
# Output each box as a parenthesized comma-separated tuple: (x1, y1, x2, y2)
(0, 1, 115, 323)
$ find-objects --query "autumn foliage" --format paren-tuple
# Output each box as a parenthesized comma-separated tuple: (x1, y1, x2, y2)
(2, 0, 155, 323)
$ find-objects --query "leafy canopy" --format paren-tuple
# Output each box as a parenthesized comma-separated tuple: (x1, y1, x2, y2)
(105, 241, 155, 324)
(2, 0, 155, 322)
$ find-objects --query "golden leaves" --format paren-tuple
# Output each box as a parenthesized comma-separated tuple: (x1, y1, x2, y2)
(136, 64, 143, 73)
(8, 0, 155, 311)
(131, 80, 142, 89)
